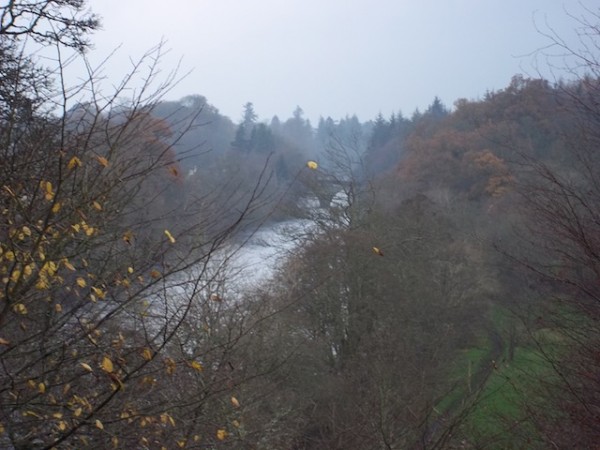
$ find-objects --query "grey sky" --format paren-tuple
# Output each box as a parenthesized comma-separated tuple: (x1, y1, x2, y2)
(86, 0, 585, 123)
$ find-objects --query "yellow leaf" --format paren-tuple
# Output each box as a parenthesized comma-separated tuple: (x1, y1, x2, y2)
(52, 202, 61, 213)
(85, 226, 95, 236)
(164, 357, 176, 375)
(67, 156, 82, 170)
(95, 419, 104, 430)
(101, 356, 114, 373)
(22, 226, 31, 237)
(23, 264, 33, 276)
(13, 303, 27, 314)
(232, 419, 240, 428)
(164, 229, 176, 244)
(0, 422, 5, 434)
(71, 223, 80, 233)
(189, 360, 203, 372)
(0, 337, 10, 345)
(91, 286, 106, 299)
(80, 362, 93, 373)
(307, 160, 318, 170)
(112, 436, 119, 448)
(96, 156, 109, 167)
(177, 439, 186, 448)
(10, 269, 20, 283)
(372, 246, 384, 257)
(63, 261, 75, 271)
(141, 348, 153, 361)
(58, 420, 67, 431)
(4, 251, 14, 261)
(36, 276, 50, 290)
(76, 277, 87, 288)
(53, 412, 63, 419)
(127, 266, 134, 274)
(55, 303, 62, 313)
(73, 407, 82, 417)
(41, 181, 54, 201)
(216, 429, 227, 440)
(38, 382, 46, 394)
(231, 396, 240, 408)
(92, 201, 102, 211)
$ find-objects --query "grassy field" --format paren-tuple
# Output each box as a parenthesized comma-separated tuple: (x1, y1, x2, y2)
(435, 305, 560, 449)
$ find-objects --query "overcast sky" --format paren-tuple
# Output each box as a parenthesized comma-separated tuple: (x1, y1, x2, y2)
(85, 0, 587, 124)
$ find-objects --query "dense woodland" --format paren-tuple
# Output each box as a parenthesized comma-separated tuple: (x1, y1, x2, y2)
(0, 1, 599, 449)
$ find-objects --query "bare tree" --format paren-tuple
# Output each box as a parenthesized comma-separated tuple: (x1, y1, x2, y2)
(0, 2, 286, 449)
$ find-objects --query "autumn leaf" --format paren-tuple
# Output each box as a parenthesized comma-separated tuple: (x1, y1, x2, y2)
(67, 156, 82, 170)
(38, 382, 46, 394)
(307, 160, 318, 170)
(92, 201, 102, 211)
(13, 303, 27, 314)
(80, 362, 93, 373)
(40, 180, 54, 201)
(141, 348, 153, 361)
(76, 277, 87, 288)
(51, 202, 61, 213)
(101, 356, 114, 373)
(10, 269, 20, 283)
(231, 396, 240, 408)
(150, 269, 161, 279)
(164, 357, 176, 375)
(216, 429, 227, 440)
(95, 419, 104, 430)
(164, 229, 176, 244)
(0, 337, 10, 346)
(123, 231, 134, 245)
(168, 165, 180, 178)
(372, 246, 384, 256)
(189, 360, 203, 372)
(95, 155, 109, 167)
(91, 286, 106, 299)
(157, 415, 175, 432)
